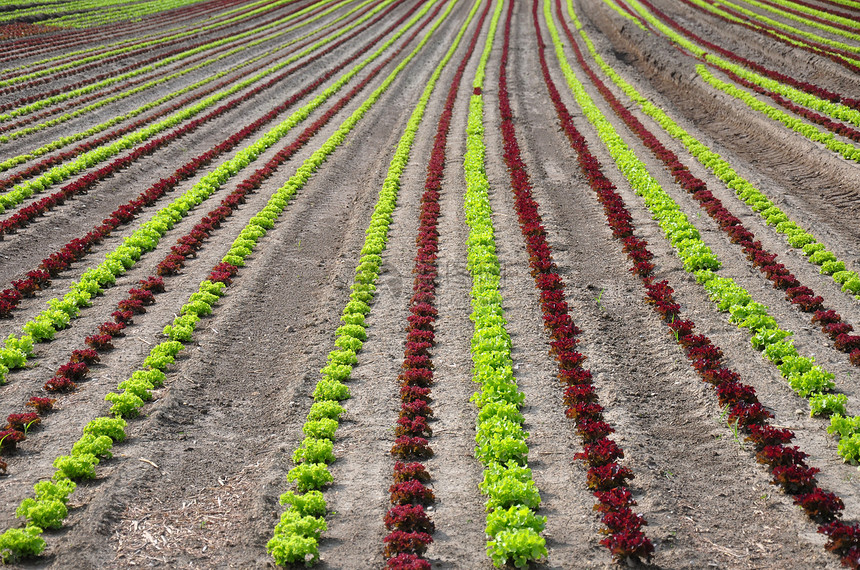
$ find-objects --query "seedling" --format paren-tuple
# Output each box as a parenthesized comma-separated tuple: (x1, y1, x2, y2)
(595, 288, 606, 311)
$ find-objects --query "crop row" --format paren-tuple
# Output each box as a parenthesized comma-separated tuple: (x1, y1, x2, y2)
(758, 0, 860, 30)
(0, 1, 380, 215)
(680, 0, 860, 72)
(267, 0, 463, 564)
(0, 0, 250, 66)
(0, 0, 315, 130)
(735, 0, 860, 37)
(552, 0, 860, 469)
(0, 0, 410, 317)
(697, 65, 860, 163)
(0, 0, 298, 91)
(565, 0, 860, 367)
(380, 0, 490, 568)
(540, 2, 860, 566)
(0, 0, 402, 233)
(0, 1, 433, 387)
(0, 0, 387, 177)
(497, 0, 656, 562)
(559, 0, 860, 463)
(0, 0, 362, 142)
(600, 0, 860, 307)
(0, 0, 431, 463)
(462, 2, 550, 567)
(1, 1, 452, 561)
(629, 0, 860, 116)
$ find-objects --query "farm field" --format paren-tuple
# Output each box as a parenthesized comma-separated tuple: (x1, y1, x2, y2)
(1, 0, 860, 567)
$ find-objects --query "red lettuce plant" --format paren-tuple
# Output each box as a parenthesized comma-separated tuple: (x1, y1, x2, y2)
(382, 531, 432, 557)
(70, 349, 99, 365)
(586, 464, 634, 491)
(26, 397, 56, 414)
(389, 480, 435, 506)
(384, 505, 434, 533)
(44, 377, 77, 392)
(393, 462, 430, 484)
(794, 489, 844, 522)
(390, 436, 432, 458)
(0, 429, 26, 452)
(6, 413, 39, 432)
(85, 334, 114, 350)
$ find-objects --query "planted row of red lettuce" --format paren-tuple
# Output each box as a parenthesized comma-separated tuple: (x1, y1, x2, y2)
(0, 0, 326, 129)
(0, 2, 430, 389)
(0, 8, 322, 137)
(0, 0, 362, 146)
(0, 0, 404, 235)
(536, 2, 860, 565)
(631, 0, 860, 111)
(553, 0, 860, 372)
(752, 0, 860, 33)
(382, 2, 491, 567)
(514, 1, 652, 561)
(0, 3, 437, 538)
(0, 0, 268, 83)
(0, 0, 415, 322)
(0, 0, 340, 123)
(267, 2, 460, 563)
(0, 0, 252, 64)
(0, 0, 314, 97)
(677, 0, 860, 73)
(0, 0, 387, 181)
(0, 0, 248, 67)
(0, 0, 437, 471)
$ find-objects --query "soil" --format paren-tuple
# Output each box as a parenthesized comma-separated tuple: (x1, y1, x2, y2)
(2, 0, 860, 567)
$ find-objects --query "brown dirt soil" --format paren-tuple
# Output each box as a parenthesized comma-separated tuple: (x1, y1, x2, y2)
(2, 0, 860, 568)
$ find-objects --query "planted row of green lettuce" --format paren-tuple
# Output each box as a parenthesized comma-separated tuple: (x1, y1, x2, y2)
(686, 0, 860, 57)
(1, 1, 451, 560)
(732, 0, 860, 39)
(625, 0, 860, 128)
(0, 0, 388, 175)
(759, 0, 860, 30)
(696, 65, 860, 163)
(547, 0, 858, 460)
(0, 0, 268, 69)
(586, 0, 860, 303)
(461, 2, 548, 567)
(0, 0, 348, 122)
(0, 2, 435, 385)
(0, 0, 377, 143)
(0, 0, 301, 89)
(0, 2, 385, 213)
(568, 0, 860, 462)
(0, 0, 433, 468)
(266, 0, 469, 564)
(0, 0, 332, 118)
(539, 5, 860, 565)
(39, 0, 222, 28)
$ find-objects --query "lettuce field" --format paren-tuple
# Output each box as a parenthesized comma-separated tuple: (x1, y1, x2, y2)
(1, 0, 860, 566)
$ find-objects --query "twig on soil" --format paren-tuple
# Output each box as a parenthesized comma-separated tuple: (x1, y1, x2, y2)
(701, 536, 743, 558)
